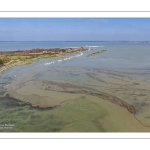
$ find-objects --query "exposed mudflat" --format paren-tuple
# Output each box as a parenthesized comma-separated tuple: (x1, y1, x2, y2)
(0, 65, 149, 132)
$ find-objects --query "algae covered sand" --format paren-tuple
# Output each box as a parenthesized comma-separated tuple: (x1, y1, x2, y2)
(1, 92, 150, 132)
(1, 65, 150, 132)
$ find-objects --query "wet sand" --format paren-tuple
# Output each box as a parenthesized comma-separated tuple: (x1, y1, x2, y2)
(1, 89, 150, 132)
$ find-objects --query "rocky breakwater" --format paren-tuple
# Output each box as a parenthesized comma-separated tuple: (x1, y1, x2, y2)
(87, 50, 107, 57)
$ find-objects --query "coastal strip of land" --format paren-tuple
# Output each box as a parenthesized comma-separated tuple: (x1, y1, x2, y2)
(0, 47, 84, 73)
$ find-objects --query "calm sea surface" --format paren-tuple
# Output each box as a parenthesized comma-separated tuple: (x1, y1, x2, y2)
(0, 41, 150, 131)
(0, 41, 107, 51)
(0, 41, 150, 51)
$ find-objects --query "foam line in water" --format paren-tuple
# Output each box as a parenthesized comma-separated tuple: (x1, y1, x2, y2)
(44, 52, 83, 66)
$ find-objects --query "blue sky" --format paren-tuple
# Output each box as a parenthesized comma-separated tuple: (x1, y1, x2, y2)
(0, 18, 150, 41)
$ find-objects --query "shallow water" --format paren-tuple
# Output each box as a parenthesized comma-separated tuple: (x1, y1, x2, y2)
(1, 42, 150, 131)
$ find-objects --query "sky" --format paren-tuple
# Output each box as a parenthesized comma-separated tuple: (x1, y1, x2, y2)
(0, 18, 150, 41)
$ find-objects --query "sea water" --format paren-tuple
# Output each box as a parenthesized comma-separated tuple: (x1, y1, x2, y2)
(0, 41, 150, 132)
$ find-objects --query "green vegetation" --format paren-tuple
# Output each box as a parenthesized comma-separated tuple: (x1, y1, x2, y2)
(0, 58, 3, 65)
(8, 54, 57, 61)
(61, 49, 66, 53)
(3, 55, 9, 63)
(39, 54, 57, 59)
(8, 55, 31, 60)
(0, 55, 9, 67)
(0, 55, 9, 64)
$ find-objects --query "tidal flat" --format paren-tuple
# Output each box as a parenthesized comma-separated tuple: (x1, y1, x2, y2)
(1, 43, 150, 132)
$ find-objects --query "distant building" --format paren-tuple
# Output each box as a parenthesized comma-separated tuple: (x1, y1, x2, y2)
(59, 51, 63, 54)
(50, 51, 55, 54)
(66, 49, 71, 53)
(42, 51, 48, 54)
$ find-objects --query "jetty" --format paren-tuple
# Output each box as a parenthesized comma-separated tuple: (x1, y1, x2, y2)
(87, 50, 107, 57)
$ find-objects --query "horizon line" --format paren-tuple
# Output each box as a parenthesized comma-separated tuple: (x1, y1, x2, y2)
(0, 41, 150, 42)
